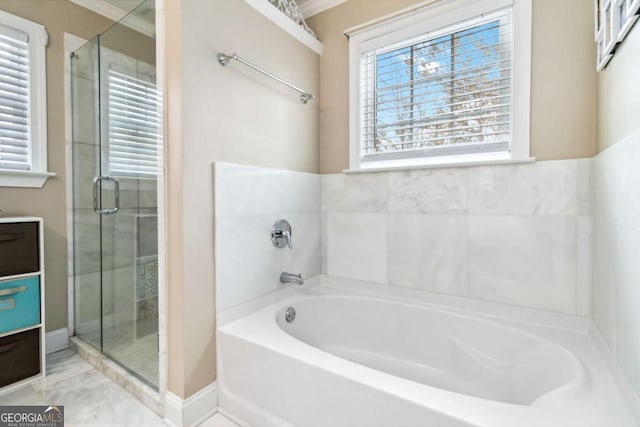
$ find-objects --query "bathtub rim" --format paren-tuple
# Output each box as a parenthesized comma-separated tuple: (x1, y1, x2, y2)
(217, 278, 638, 426)
(218, 275, 591, 333)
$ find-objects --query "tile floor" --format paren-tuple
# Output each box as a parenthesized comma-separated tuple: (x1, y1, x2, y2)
(200, 414, 242, 427)
(0, 349, 239, 427)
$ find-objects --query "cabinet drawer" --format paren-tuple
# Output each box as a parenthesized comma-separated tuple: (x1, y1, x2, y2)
(0, 328, 40, 388)
(0, 222, 39, 277)
(0, 277, 40, 334)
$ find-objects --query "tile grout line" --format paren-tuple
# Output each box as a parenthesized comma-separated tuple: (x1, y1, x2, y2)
(465, 166, 471, 298)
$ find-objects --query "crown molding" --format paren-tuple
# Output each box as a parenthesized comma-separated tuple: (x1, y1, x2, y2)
(69, 0, 155, 38)
(298, 0, 348, 17)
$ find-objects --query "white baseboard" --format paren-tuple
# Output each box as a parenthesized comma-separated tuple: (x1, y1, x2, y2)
(165, 382, 218, 427)
(45, 328, 69, 354)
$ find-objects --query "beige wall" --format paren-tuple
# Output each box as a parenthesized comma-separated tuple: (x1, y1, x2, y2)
(0, 1, 114, 331)
(164, 0, 320, 398)
(163, 0, 186, 399)
(307, 0, 597, 173)
(597, 19, 640, 152)
(99, 19, 156, 65)
(530, 0, 596, 160)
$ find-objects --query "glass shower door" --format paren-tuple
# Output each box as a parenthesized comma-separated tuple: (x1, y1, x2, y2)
(72, 0, 160, 389)
(99, 12, 160, 386)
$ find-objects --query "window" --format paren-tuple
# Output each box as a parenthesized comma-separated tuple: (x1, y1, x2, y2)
(348, 0, 532, 170)
(101, 48, 161, 179)
(0, 10, 50, 187)
(106, 69, 161, 177)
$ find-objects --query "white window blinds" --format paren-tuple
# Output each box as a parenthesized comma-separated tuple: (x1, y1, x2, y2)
(0, 24, 30, 171)
(360, 9, 512, 163)
(107, 69, 161, 177)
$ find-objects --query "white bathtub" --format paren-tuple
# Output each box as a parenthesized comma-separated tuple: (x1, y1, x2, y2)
(218, 276, 637, 427)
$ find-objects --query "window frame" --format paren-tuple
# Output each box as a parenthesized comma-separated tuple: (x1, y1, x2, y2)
(0, 9, 52, 188)
(347, 0, 532, 171)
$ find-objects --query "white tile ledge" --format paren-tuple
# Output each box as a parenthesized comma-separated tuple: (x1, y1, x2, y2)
(343, 157, 536, 174)
(0, 170, 56, 188)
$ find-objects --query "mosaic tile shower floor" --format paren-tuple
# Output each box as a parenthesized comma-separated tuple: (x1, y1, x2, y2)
(82, 319, 159, 388)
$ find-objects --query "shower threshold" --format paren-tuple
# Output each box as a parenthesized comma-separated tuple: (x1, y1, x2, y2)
(69, 336, 162, 416)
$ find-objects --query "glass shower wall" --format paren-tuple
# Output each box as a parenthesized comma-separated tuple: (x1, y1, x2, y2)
(71, 37, 101, 350)
(71, 0, 160, 389)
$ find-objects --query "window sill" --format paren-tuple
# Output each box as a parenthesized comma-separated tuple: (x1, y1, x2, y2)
(0, 170, 56, 188)
(344, 156, 536, 174)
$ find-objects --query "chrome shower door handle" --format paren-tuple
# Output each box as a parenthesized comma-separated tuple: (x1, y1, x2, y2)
(92, 176, 100, 213)
(108, 176, 120, 215)
(93, 176, 120, 215)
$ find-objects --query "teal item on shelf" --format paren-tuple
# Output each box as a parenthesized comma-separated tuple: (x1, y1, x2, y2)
(0, 276, 40, 334)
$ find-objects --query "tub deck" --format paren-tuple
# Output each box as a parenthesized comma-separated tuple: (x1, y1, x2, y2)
(218, 276, 638, 427)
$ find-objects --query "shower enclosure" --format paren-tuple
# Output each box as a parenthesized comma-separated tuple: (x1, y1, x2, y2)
(70, 0, 161, 388)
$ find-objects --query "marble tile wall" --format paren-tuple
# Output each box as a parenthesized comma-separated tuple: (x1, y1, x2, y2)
(214, 160, 591, 316)
(214, 162, 321, 311)
(592, 130, 640, 395)
(73, 209, 157, 331)
(322, 159, 592, 316)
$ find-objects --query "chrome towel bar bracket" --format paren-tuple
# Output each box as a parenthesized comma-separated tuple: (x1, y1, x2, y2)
(217, 52, 315, 104)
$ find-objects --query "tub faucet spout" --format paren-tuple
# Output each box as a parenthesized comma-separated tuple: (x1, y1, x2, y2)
(281, 272, 304, 286)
